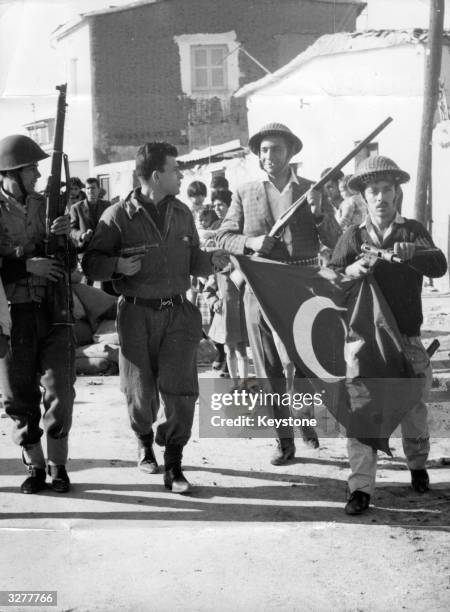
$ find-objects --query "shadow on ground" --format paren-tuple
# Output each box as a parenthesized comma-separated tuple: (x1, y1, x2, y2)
(0, 462, 448, 530)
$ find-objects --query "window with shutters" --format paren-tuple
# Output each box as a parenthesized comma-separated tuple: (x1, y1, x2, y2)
(191, 45, 228, 93)
(175, 32, 239, 98)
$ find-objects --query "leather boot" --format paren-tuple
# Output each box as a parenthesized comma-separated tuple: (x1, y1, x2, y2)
(137, 434, 159, 474)
(48, 465, 71, 493)
(271, 438, 295, 465)
(300, 424, 320, 449)
(411, 469, 430, 493)
(21, 442, 46, 494)
(163, 445, 191, 494)
(21, 466, 47, 494)
(345, 491, 370, 515)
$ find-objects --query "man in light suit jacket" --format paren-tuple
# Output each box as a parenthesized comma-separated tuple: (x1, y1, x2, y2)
(217, 123, 341, 465)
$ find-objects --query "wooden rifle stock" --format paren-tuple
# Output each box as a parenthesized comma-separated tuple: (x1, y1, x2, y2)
(44, 83, 74, 325)
(269, 116, 393, 238)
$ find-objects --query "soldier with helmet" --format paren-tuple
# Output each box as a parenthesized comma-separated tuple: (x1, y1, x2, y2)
(329, 154, 447, 515)
(217, 123, 341, 465)
(0, 134, 75, 494)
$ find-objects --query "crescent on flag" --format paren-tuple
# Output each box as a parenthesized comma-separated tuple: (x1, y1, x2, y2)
(293, 296, 347, 381)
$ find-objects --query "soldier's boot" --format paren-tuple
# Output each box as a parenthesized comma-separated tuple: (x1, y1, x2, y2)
(271, 438, 296, 466)
(47, 465, 70, 493)
(137, 433, 159, 474)
(47, 436, 70, 493)
(163, 444, 191, 494)
(21, 442, 47, 494)
(411, 469, 430, 494)
(300, 424, 320, 449)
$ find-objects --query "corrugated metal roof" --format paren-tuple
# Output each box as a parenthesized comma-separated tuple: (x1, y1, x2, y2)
(236, 28, 450, 98)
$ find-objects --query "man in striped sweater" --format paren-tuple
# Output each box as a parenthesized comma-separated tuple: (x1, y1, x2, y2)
(329, 155, 447, 515)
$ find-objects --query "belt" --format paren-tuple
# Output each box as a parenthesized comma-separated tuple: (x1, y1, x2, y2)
(283, 256, 319, 266)
(124, 294, 184, 310)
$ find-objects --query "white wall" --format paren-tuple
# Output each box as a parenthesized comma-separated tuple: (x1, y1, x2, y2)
(56, 24, 93, 170)
(357, 0, 450, 30)
(245, 45, 427, 218)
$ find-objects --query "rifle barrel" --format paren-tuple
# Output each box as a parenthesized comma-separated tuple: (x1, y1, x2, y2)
(270, 117, 393, 237)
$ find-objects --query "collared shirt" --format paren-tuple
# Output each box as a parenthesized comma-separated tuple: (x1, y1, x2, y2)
(82, 188, 214, 299)
(139, 194, 170, 235)
(263, 169, 299, 255)
(329, 216, 447, 336)
(361, 212, 405, 247)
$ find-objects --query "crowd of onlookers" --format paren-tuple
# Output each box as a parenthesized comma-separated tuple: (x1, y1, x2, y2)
(185, 176, 248, 383)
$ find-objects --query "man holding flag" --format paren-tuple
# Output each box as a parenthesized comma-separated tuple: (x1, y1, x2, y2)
(217, 123, 341, 464)
(329, 155, 447, 515)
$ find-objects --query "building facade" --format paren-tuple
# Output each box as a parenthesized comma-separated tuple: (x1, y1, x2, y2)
(54, 0, 365, 171)
(236, 29, 450, 290)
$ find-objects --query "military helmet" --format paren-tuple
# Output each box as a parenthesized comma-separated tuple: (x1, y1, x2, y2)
(0, 134, 49, 171)
(248, 122, 303, 156)
(348, 155, 410, 192)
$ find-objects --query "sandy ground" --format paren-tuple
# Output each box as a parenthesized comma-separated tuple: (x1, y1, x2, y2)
(0, 293, 449, 612)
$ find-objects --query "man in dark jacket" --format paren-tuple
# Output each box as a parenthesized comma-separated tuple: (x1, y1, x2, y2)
(83, 141, 229, 494)
(217, 123, 341, 465)
(329, 155, 447, 516)
(70, 177, 111, 251)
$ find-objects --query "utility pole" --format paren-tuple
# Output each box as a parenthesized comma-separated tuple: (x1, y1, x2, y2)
(414, 0, 445, 225)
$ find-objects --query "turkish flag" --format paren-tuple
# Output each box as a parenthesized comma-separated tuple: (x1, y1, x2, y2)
(233, 255, 419, 454)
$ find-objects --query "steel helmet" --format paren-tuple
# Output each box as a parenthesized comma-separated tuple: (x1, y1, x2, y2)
(0, 134, 49, 171)
(348, 155, 410, 192)
(248, 123, 303, 156)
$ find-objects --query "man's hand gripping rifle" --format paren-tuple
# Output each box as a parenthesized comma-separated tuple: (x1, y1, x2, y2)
(360, 243, 404, 266)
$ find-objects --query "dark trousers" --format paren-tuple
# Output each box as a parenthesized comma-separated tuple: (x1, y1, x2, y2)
(244, 289, 294, 440)
(117, 298, 202, 449)
(0, 302, 75, 451)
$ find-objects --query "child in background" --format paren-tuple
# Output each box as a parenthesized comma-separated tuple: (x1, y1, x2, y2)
(196, 207, 220, 335)
(204, 271, 248, 384)
(186, 180, 208, 304)
(197, 207, 220, 249)
(337, 175, 367, 231)
(186, 180, 207, 228)
(203, 189, 248, 384)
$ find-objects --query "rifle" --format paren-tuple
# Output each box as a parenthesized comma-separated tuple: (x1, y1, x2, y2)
(230, 117, 394, 288)
(44, 83, 74, 325)
(360, 243, 404, 265)
(269, 117, 393, 239)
